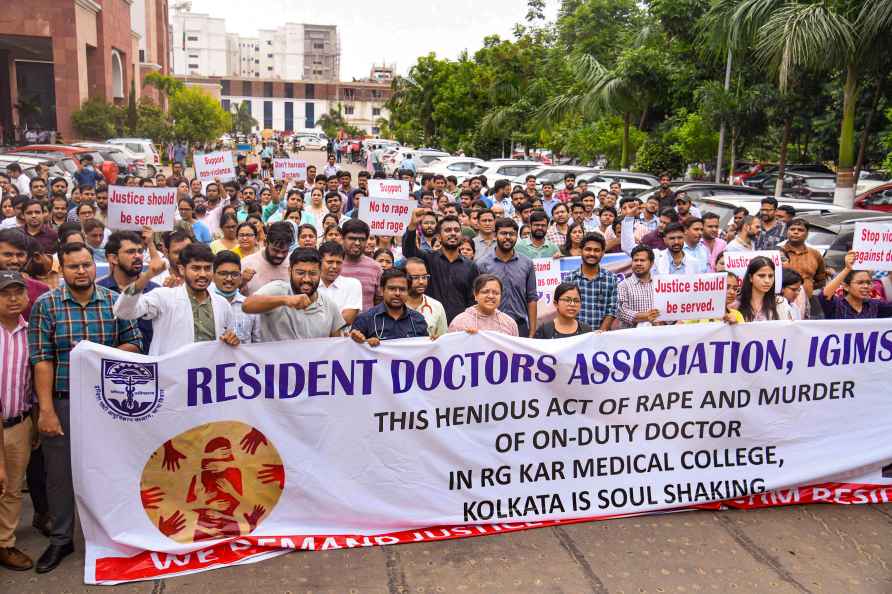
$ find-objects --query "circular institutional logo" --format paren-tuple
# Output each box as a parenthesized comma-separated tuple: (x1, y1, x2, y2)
(139, 421, 285, 543)
(98, 359, 162, 422)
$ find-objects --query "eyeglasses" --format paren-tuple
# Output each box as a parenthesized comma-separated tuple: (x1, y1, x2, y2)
(407, 274, 430, 281)
(558, 298, 581, 305)
(217, 271, 242, 279)
(237, 233, 256, 239)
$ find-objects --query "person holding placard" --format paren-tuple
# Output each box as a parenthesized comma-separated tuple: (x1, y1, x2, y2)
(819, 251, 892, 319)
(736, 256, 794, 322)
(477, 218, 538, 337)
(448, 274, 518, 336)
(534, 283, 592, 338)
(681, 271, 744, 325)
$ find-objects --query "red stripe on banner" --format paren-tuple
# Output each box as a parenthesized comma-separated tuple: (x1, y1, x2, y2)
(94, 482, 892, 584)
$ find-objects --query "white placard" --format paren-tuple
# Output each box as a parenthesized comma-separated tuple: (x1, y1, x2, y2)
(533, 258, 562, 306)
(852, 222, 892, 271)
(654, 273, 726, 321)
(724, 250, 783, 294)
(107, 186, 177, 231)
(368, 179, 411, 199)
(272, 158, 307, 181)
(194, 151, 235, 182)
(359, 196, 413, 236)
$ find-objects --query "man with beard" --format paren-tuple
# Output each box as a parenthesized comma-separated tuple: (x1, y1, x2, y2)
(29, 243, 142, 573)
(114, 243, 238, 355)
(19, 199, 58, 255)
(546, 202, 570, 246)
(340, 220, 383, 311)
(49, 195, 69, 230)
(477, 218, 538, 337)
(243, 248, 345, 342)
(617, 245, 660, 328)
(756, 196, 787, 250)
(566, 233, 618, 331)
(654, 222, 707, 275)
(350, 268, 428, 345)
(403, 212, 478, 322)
(555, 173, 577, 203)
(780, 218, 827, 316)
(655, 172, 675, 209)
(701, 212, 727, 271)
(317, 241, 362, 325)
(28, 177, 48, 202)
(99, 229, 159, 353)
(417, 211, 438, 252)
(0, 229, 48, 319)
(725, 215, 761, 252)
(404, 257, 448, 338)
(516, 210, 559, 259)
(240, 222, 293, 295)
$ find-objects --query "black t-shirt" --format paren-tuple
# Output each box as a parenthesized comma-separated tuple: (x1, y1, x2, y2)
(534, 320, 592, 339)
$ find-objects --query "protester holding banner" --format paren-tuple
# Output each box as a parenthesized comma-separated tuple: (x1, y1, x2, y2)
(317, 241, 362, 325)
(736, 256, 794, 322)
(243, 248, 345, 341)
(113, 243, 238, 355)
(533, 282, 592, 338)
(447, 274, 518, 336)
(819, 251, 892, 319)
(680, 271, 744, 324)
(350, 268, 429, 345)
(29, 243, 142, 573)
(476, 218, 538, 337)
(404, 257, 448, 339)
(617, 245, 659, 328)
(565, 233, 617, 331)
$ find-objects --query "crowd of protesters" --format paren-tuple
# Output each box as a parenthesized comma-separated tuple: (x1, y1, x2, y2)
(0, 153, 889, 574)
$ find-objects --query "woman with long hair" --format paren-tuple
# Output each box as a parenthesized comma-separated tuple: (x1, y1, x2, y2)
(819, 250, 892, 319)
(306, 186, 327, 227)
(737, 256, 793, 322)
(560, 222, 585, 257)
(534, 283, 592, 338)
(448, 274, 519, 336)
(210, 213, 239, 254)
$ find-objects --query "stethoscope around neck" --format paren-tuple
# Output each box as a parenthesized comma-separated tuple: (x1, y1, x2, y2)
(372, 308, 421, 339)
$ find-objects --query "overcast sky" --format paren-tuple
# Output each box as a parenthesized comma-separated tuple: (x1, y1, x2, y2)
(184, 0, 560, 80)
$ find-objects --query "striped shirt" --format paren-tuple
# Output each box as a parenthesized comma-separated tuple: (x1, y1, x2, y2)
(29, 284, 142, 394)
(0, 317, 31, 418)
(616, 275, 655, 327)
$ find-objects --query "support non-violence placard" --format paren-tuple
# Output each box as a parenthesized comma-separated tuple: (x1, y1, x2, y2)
(272, 158, 307, 181)
(368, 179, 410, 199)
(71, 321, 892, 584)
(194, 151, 236, 182)
(359, 196, 413, 236)
(852, 221, 892, 271)
(654, 273, 726, 321)
(724, 250, 783, 293)
(107, 186, 177, 231)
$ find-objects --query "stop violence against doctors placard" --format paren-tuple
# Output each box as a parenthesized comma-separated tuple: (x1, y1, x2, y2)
(852, 222, 892, 271)
(107, 186, 177, 231)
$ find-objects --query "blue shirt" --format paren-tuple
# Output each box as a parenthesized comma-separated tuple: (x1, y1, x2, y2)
(565, 266, 618, 329)
(351, 303, 429, 341)
(541, 197, 560, 217)
(191, 220, 212, 243)
(73, 168, 103, 188)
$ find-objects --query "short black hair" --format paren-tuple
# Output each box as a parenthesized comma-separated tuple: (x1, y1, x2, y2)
(318, 240, 345, 258)
(214, 249, 241, 270)
(563, 173, 577, 181)
(782, 268, 803, 288)
(581, 232, 606, 249)
(600, 206, 617, 217)
(701, 211, 720, 222)
(788, 217, 809, 230)
(341, 219, 370, 239)
(630, 245, 654, 261)
(267, 221, 294, 246)
(58, 242, 92, 266)
(494, 217, 519, 233)
(493, 179, 510, 193)
(528, 210, 548, 225)
(380, 266, 407, 288)
(778, 204, 796, 217)
(0, 228, 29, 251)
(664, 222, 685, 236)
(683, 216, 703, 229)
(659, 208, 680, 222)
(289, 247, 321, 267)
(473, 273, 502, 293)
(178, 243, 214, 267)
(760, 196, 779, 208)
(163, 229, 193, 251)
(435, 215, 461, 234)
(104, 230, 143, 258)
(554, 282, 580, 302)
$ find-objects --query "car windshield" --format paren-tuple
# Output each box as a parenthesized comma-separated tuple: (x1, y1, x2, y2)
(537, 172, 566, 185)
(805, 178, 835, 189)
(804, 228, 837, 248)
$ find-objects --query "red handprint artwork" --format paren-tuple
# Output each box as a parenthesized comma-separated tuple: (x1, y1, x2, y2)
(162, 440, 187, 471)
(239, 428, 268, 455)
(140, 486, 165, 510)
(244, 505, 266, 531)
(158, 510, 186, 537)
(257, 464, 285, 490)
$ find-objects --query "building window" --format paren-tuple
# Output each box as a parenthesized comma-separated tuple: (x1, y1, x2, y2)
(371, 127, 380, 135)
(267, 40, 272, 45)
(343, 88, 355, 100)
(188, 53, 199, 58)
(139, 49, 145, 62)
(267, 53, 273, 58)
(313, 42, 324, 49)
(372, 90, 382, 99)
(222, 99, 230, 112)
(305, 83, 315, 99)
(254, 59, 259, 64)
(188, 63, 199, 69)
(111, 50, 124, 99)
(285, 82, 294, 98)
(313, 69, 322, 75)
(264, 101, 273, 129)
(264, 81, 272, 97)
(372, 107, 381, 116)
(221, 80, 230, 95)
(187, 36, 199, 41)
(284, 102, 293, 131)
(267, 67, 273, 71)
(344, 105, 354, 115)
(305, 102, 315, 129)
(255, 73, 260, 77)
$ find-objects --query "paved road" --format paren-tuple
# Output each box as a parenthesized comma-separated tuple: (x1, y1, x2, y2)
(7, 151, 891, 592)
(5, 497, 892, 593)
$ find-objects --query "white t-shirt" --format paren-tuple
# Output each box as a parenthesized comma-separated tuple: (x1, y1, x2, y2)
(318, 274, 362, 313)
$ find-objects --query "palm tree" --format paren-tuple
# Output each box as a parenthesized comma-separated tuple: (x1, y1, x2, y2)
(230, 101, 257, 135)
(717, 0, 892, 207)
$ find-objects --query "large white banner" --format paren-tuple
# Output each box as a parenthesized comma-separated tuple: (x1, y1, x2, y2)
(70, 321, 892, 584)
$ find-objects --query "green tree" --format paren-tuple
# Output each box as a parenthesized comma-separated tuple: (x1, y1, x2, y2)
(719, 0, 892, 206)
(71, 99, 120, 139)
(126, 78, 138, 134)
(635, 137, 685, 176)
(135, 97, 173, 143)
(170, 87, 230, 145)
(230, 100, 258, 135)
(144, 72, 185, 97)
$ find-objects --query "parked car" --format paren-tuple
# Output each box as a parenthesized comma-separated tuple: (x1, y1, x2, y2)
(107, 138, 161, 172)
(562, 170, 660, 195)
(742, 163, 834, 188)
(694, 194, 851, 229)
(508, 165, 598, 189)
(418, 156, 484, 184)
(469, 160, 541, 184)
(634, 182, 768, 204)
(384, 148, 450, 175)
(748, 171, 836, 202)
(74, 142, 145, 178)
(293, 133, 327, 151)
(10, 144, 119, 184)
(796, 210, 892, 271)
(854, 182, 892, 212)
(0, 154, 76, 193)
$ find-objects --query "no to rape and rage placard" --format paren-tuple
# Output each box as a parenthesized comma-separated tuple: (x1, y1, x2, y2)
(724, 250, 783, 293)
(107, 186, 177, 231)
(654, 273, 726, 321)
(71, 321, 892, 584)
(852, 222, 892, 271)
(368, 179, 410, 199)
(359, 197, 413, 236)
(272, 158, 307, 181)
(194, 151, 236, 182)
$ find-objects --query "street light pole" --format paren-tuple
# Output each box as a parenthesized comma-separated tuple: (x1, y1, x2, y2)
(715, 48, 732, 183)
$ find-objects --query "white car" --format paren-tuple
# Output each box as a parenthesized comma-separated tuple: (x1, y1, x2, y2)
(418, 156, 483, 183)
(571, 170, 660, 195)
(0, 154, 75, 194)
(385, 148, 450, 176)
(509, 165, 598, 189)
(469, 160, 541, 185)
(293, 133, 327, 151)
(107, 138, 160, 174)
